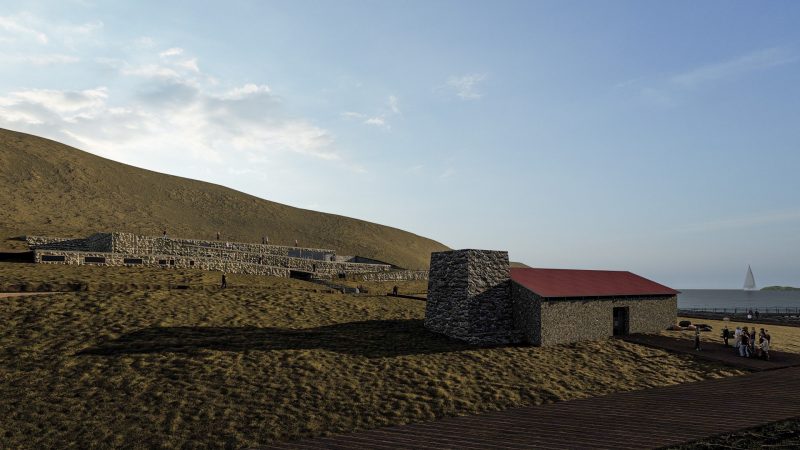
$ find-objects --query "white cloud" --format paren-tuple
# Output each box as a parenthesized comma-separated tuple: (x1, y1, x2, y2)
(0, 13, 103, 48)
(364, 116, 387, 128)
(388, 95, 399, 113)
(221, 83, 271, 99)
(0, 87, 108, 123)
(341, 94, 400, 129)
(121, 64, 182, 80)
(0, 53, 79, 65)
(668, 209, 800, 234)
(438, 167, 455, 179)
(0, 47, 344, 171)
(341, 111, 366, 119)
(159, 47, 184, 58)
(618, 47, 798, 107)
(671, 47, 797, 87)
(445, 73, 487, 100)
(134, 36, 156, 48)
(176, 57, 200, 73)
(0, 14, 48, 44)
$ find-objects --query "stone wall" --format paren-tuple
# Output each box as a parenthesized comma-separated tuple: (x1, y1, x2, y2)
(109, 233, 335, 260)
(352, 270, 429, 282)
(511, 281, 541, 345)
(424, 249, 518, 345)
(537, 295, 677, 346)
(33, 250, 290, 277)
(28, 232, 390, 278)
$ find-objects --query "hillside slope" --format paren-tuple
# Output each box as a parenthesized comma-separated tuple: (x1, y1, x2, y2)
(0, 128, 449, 269)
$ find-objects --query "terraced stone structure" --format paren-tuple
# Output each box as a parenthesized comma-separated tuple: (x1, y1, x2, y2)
(425, 249, 678, 346)
(28, 232, 393, 278)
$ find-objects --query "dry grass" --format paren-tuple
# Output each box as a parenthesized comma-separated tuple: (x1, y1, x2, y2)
(666, 317, 800, 354)
(0, 263, 748, 449)
(0, 128, 448, 268)
(669, 417, 800, 449)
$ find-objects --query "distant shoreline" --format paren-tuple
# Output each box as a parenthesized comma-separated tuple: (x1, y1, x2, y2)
(762, 286, 800, 291)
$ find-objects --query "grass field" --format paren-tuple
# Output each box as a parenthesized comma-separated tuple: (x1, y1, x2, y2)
(670, 417, 800, 449)
(0, 262, 748, 449)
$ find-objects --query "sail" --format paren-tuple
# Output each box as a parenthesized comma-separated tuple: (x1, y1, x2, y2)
(744, 265, 756, 290)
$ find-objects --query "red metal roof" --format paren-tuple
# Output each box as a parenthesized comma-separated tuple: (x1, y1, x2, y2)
(510, 268, 679, 298)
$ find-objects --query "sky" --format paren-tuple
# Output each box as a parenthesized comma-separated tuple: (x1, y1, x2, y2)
(1, 1, 799, 288)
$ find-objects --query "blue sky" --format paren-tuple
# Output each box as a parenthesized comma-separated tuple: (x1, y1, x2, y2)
(1, 1, 799, 288)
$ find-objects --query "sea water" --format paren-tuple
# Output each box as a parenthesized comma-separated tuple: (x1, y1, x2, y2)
(678, 289, 800, 311)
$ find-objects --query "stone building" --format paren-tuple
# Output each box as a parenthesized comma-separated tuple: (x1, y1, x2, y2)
(425, 249, 677, 346)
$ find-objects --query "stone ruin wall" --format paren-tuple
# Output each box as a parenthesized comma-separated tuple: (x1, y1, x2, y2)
(109, 233, 336, 260)
(424, 249, 519, 345)
(352, 270, 429, 282)
(28, 232, 391, 277)
(33, 250, 291, 277)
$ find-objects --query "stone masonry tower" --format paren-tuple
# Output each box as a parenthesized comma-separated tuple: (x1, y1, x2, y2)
(424, 249, 518, 345)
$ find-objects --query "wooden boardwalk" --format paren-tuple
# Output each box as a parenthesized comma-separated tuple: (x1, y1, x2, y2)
(264, 343, 800, 449)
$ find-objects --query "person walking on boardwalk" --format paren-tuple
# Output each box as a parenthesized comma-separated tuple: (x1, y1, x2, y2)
(694, 328, 702, 351)
(734, 326, 742, 351)
(221, 273, 227, 289)
(722, 326, 730, 347)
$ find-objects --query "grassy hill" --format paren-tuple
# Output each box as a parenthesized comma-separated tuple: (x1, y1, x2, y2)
(0, 128, 449, 269)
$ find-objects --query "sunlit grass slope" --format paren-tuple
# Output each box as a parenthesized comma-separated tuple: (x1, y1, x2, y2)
(0, 128, 448, 268)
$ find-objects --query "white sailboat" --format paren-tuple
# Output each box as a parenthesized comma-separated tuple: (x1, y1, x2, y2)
(743, 265, 756, 290)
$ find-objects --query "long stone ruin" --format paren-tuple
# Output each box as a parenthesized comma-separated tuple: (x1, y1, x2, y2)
(27, 232, 394, 278)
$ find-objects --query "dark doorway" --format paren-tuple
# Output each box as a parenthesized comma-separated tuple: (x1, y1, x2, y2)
(0, 251, 34, 263)
(289, 270, 313, 281)
(613, 307, 629, 336)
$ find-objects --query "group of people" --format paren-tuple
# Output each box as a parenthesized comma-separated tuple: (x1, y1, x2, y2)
(721, 326, 771, 360)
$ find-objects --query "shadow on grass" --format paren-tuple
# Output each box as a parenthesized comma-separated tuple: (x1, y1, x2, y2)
(76, 319, 477, 358)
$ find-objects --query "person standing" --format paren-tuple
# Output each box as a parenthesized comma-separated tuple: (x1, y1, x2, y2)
(694, 328, 702, 351)
(294, 239, 299, 247)
(722, 326, 730, 347)
(734, 326, 742, 351)
(762, 332, 771, 361)
(216, 231, 221, 240)
(740, 329, 750, 357)
(221, 273, 227, 289)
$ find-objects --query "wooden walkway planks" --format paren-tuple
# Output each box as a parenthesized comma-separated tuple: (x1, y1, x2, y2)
(264, 366, 800, 449)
